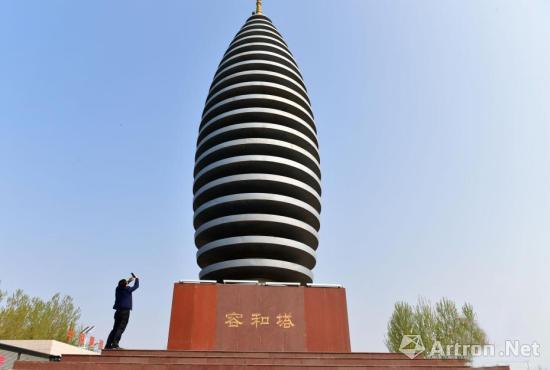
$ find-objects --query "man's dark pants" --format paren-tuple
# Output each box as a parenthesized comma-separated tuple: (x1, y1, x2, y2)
(106, 309, 130, 348)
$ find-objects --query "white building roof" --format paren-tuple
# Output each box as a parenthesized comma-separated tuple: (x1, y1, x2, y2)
(0, 340, 98, 356)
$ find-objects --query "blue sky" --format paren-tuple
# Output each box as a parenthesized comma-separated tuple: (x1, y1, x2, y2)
(1, 0, 549, 367)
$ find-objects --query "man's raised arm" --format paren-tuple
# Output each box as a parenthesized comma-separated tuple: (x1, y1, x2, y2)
(128, 277, 139, 292)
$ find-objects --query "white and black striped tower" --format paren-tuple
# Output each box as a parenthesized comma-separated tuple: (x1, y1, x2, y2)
(193, 0, 320, 284)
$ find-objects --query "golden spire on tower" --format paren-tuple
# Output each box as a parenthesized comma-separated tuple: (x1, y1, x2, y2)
(256, 0, 262, 14)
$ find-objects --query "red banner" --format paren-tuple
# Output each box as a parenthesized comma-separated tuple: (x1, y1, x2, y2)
(66, 327, 74, 342)
(78, 333, 85, 347)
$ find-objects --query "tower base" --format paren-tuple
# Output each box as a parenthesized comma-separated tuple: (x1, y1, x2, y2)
(13, 282, 511, 370)
(167, 282, 351, 352)
(14, 350, 511, 370)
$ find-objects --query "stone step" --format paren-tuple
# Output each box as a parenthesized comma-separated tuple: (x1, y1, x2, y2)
(57, 354, 467, 366)
(13, 362, 510, 370)
(100, 350, 411, 359)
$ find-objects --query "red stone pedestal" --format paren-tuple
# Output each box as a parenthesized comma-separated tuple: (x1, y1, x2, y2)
(167, 282, 351, 352)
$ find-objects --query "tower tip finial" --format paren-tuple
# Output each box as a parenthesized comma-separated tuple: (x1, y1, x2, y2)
(256, 0, 262, 14)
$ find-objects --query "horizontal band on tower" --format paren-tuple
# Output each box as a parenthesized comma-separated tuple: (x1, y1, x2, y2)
(194, 213, 319, 249)
(229, 34, 290, 53)
(193, 192, 321, 229)
(193, 173, 321, 212)
(208, 70, 310, 103)
(196, 236, 316, 269)
(196, 122, 319, 162)
(193, 154, 321, 194)
(218, 50, 302, 78)
(193, 138, 321, 178)
(201, 94, 314, 127)
(204, 81, 312, 116)
(198, 107, 317, 144)
(212, 59, 307, 91)
(199, 258, 314, 284)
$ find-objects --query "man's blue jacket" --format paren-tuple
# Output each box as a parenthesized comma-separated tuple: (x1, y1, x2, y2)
(113, 279, 139, 310)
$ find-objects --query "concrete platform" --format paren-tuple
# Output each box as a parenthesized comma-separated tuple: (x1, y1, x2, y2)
(13, 350, 510, 370)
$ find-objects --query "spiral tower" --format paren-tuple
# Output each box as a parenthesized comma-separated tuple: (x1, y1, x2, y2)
(193, 5, 320, 284)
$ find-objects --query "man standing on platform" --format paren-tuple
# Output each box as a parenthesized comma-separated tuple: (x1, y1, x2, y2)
(105, 274, 139, 349)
